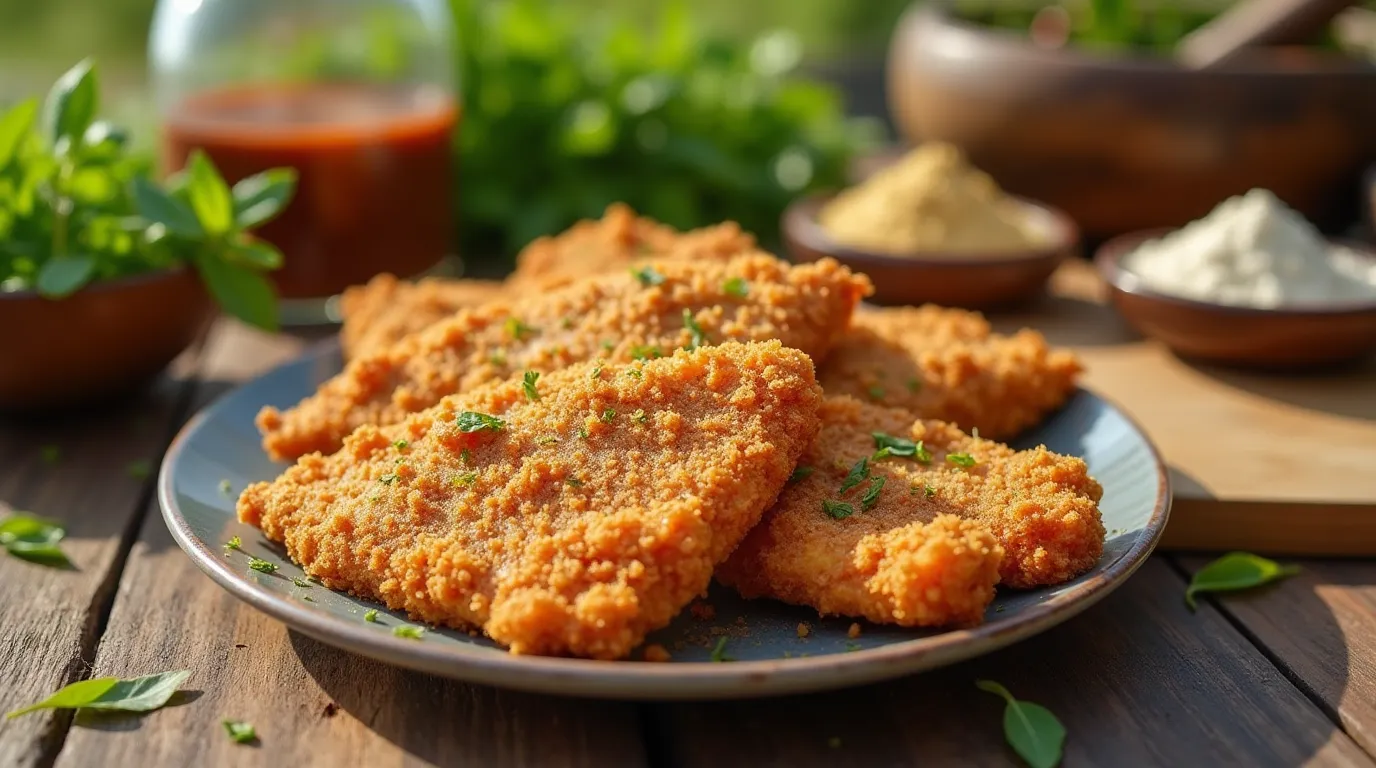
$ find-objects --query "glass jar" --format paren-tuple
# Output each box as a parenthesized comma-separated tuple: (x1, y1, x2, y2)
(149, 0, 458, 324)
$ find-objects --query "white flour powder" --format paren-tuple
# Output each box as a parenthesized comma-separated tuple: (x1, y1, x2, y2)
(1124, 189, 1376, 308)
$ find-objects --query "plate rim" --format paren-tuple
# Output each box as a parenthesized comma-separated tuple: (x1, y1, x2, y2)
(158, 346, 1172, 700)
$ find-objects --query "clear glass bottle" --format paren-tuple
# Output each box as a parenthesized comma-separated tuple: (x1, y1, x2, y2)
(149, 0, 458, 324)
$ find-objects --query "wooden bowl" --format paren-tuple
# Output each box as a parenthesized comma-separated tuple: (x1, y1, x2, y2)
(0, 268, 215, 412)
(781, 193, 1079, 308)
(888, 3, 1376, 240)
(1095, 230, 1376, 368)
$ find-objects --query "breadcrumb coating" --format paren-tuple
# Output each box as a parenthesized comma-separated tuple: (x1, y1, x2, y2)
(239, 342, 823, 659)
(718, 397, 1104, 629)
(258, 254, 870, 461)
(818, 306, 1082, 440)
(339, 274, 507, 360)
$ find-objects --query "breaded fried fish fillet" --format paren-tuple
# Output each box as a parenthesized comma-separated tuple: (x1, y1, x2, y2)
(239, 342, 823, 659)
(339, 274, 507, 360)
(818, 306, 1082, 440)
(717, 397, 1104, 626)
(259, 254, 870, 461)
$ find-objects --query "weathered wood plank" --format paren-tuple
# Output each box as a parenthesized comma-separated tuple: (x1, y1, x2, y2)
(655, 559, 1374, 768)
(1178, 555, 1376, 759)
(54, 321, 647, 768)
(0, 358, 198, 768)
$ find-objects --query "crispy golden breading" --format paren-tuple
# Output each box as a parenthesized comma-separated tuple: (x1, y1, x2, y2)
(259, 254, 870, 461)
(338, 274, 507, 360)
(239, 342, 823, 659)
(818, 306, 1082, 441)
(718, 397, 1104, 624)
(505, 203, 756, 293)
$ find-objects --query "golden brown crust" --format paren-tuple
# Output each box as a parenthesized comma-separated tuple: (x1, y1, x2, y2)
(817, 306, 1083, 440)
(717, 396, 1104, 623)
(239, 342, 823, 659)
(259, 254, 871, 461)
(338, 274, 508, 360)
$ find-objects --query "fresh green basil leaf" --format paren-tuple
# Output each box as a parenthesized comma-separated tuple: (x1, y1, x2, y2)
(0, 98, 38, 170)
(131, 177, 204, 238)
(194, 251, 279, 331)
(43, 58, 98, 152)
(976, 680, 1065, 768)
(0, 513, 68, 566)
(80, 120, 129, 162)
(223, 719, 256, 744)
(456, 411, 505, 433)
(227, 239, 284, 271)
(186, 150, 234, 236)
(6, 670, 191, 719)
(838, 457, 869, 494)
(36, 256, 96, 298)
(1185, 552, 1300, 610)
(232, 168, 298, 229)
(68, 167, 120, 205)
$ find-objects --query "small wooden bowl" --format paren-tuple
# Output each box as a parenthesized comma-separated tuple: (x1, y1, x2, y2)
(781, 194, 1079, 308)
(0, 268, 214, 412)
(1095, 230, 1376, 369)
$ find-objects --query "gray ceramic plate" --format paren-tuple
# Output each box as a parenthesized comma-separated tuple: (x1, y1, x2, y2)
(159, 341, 1170, 700)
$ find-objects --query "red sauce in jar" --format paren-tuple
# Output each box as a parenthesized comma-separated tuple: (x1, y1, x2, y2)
(162, 84, 456, 299)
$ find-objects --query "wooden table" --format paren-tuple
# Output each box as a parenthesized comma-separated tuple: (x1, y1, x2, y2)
(3, 296, 1376, 767)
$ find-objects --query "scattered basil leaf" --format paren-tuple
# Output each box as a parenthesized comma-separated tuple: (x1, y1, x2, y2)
(393, 440, 409, 451)
(364, 609, 380, 623)
(838, 457, 869, 494)
(682, 309, 706, 350)
(522, 371, 541, 401)
(247, 557, 277, 574)
(7, 670, 191, 719)
(565, 477, 583, 487)
(393, 625, 424, 640)
(1185, 552, 1300, 611)
(0, 513, 69, 566)
(454, 472, 478, 486)
(36, 255, 96, 298)
(946, 453, 977, 469)
(710, 636, 733, 662)
(861, 476, 885, 511)
(223, 536, 242, 553)
(822, 500, 854, 520)
(871, 433, 931, 463)
(631, 266, 665, 287)
(976, 680, 1065, 768)
(223, 719, 256, 744)
(631, 409, 648, 424)
(231, 168, 298, 230)
(787, 466, 814, 484)
(722, 277, 749, 298)
(456, 411, 506, 433)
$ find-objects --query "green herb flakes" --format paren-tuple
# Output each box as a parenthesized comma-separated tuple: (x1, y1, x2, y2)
(590, 361, 605, 379)
(787, 466, 814, 485)
(364, 609, 380, 623)
(292, 577, 312, 588)
(6, 670, 192, 720)
(504, 317, 537, 340)
(223, 720, 256, 744)
(871, 433, 931, 463)
(126, 459, 152, 480)
(393, 625, 425, 640)
(946, 453, 977, 469)
(218, 479, 233, 496)
(457, 411, 505, 433)
(723, 277, 749, 298)
(577, 426, 590, 440)
(682, 309, 707, 349)
(522, 371, 541, 401)
(710, 636, 733, 662)
(924, 484, 936, 498)
(379, 473, 398, 485)
(460, 448, 472, 466)
(1185, 552, 1300, 611)
(976, 680, 1065, 768)
(838, 457, 870, 494)
(630, 345, 661, 361)
(631, 266, 666, 287)
(565, 477, 584, 487)
(247, 557, 277, 574)
(600, 408, 617, 423)
(0, 513, 69, 566)
(626, 367, 643, 379)
(392, 439, 409, 451)
(488, 349, 507, 367)
(223, 536, 242, 553)
(822, 500, 854, 520)
(861, 476, 886, 511)
(631, 409, 648, 424)
(454, 472, 478, 487)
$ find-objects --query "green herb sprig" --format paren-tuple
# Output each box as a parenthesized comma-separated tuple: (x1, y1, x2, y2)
(976, 680, 1065, 768)
(1185, 553, 1300, 611)
(0, 513, 69, 566)
(457, 411, 506, 433)
(7, 670, 191, 719)
(223, 720, 257, 744)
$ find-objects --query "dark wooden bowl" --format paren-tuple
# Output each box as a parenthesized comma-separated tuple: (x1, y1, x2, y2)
(1095, 230, 1376, 368)
(0, 268, 214, 412)
(888, 3, 1376, 240)
(782, 193, 1078, 308)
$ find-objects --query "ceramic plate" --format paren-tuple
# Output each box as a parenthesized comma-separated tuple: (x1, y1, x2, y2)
(159, 341, 1170, 700)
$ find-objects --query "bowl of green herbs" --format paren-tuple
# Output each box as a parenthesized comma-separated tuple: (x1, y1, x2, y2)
(0, 61, 294, 412)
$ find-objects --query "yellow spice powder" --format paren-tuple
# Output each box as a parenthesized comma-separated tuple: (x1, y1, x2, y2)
(818, 143, 1040, 255)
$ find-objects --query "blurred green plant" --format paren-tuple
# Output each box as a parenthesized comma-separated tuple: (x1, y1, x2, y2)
(0, 60, 294, 330)
(450, 0, 880, 257)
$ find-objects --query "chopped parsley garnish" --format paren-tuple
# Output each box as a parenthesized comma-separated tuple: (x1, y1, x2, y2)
(577, 426, 590, 439)
(600, 408, 616, 423)
(504, 317, 537, 341)
(222, 720, 256, 744)
(601, 339, 615, 352)
(392, 625, 424, 640)
(710, 636, 733, 662)
(866, 385, 885, 401)
(871, 433, 932, 464)
(626, 367, 643, 379)
(921, 483, 937, 498)
(787, 466, 815, 484)
(522, 371, 541, 401)
(537, 436, 560, 446)
(630, 344, 662, 361)
(631, 409, 648, 424)
(392, 439, 409, 451)
(946, 453, 977, 469)
(218, 479, 233, 496)
(838, 457, 870, 494)
(682, 309, 706, 349)
(723, 276, 749, 297)
(906, 377, 922, 393)
(460, 448, 472, 465)
(40, 445, 60, 465)
(456, 411, 505, 433)
(223, 536, 242, 553)
(589, 361, 604, 379)
(302, 595, 316, 602)
(247, 557, 277, 574)
(631, 266, 666, 287)
(488, 349, 507, 367)
(292, 577, 312, 588)
(861, 476, 885, 511)
(560, 316, 575, 330)
(126, 459, 152, 480)
(379, 473, 398, 485)
(822, 500, 854, 520)
(565, 477, 584, 487)
(364, 609, 379, 623)
(454, 472, 478, 486)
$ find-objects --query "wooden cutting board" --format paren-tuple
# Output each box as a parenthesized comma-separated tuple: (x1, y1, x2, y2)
(995, 261, 1376, 556)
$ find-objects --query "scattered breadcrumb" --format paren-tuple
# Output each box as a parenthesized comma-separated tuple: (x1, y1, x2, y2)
(797, 622, 811, 638)
(847, 623, 862, 639)
(642, 644, 672, 662)
(690, 602, 716, 621)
